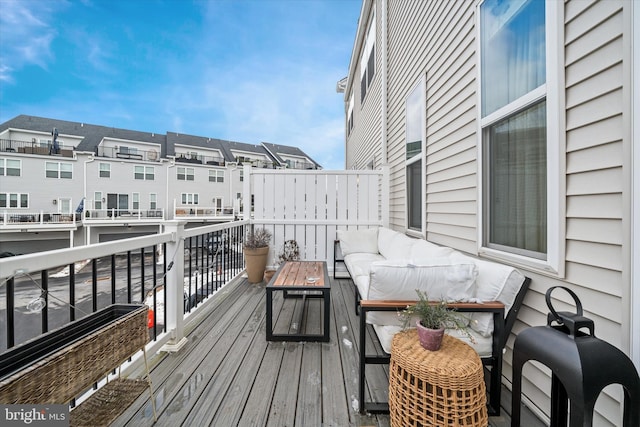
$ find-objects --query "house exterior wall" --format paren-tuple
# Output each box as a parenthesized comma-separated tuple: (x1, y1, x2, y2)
(345, 1, 383, 171)
(343, 0, 635, 424)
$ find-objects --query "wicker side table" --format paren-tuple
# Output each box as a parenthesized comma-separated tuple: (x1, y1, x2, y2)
(389, 330, 488, 427)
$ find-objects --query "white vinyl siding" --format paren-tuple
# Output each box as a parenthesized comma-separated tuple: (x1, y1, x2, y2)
(345, 1, 382, 171)
(346, 0, 631, 424)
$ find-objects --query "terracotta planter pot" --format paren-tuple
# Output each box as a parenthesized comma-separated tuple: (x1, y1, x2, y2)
(416, 320, 445, 351)
(244, 246, 269, 283)
(264, 268, 277, 283)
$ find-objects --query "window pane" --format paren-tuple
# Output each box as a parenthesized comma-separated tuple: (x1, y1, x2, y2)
(407, 161, 422, 230)
(481, 0, 545, 116)
(20, 194, 28, 208)
(7, 159, 20, 176)
(367, 45, 375, 86)
(60, 164, 72, 179)
(0, 159, 4, 175)
(0, 194, 6, 207)
(406, 84, 423, 160)
(9, 194, 18, 208)
(486, 101, 547, 255)
(135, 166, 144, 180)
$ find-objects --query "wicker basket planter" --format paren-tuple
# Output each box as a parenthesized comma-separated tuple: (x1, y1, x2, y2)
(0, 304, 149, 405)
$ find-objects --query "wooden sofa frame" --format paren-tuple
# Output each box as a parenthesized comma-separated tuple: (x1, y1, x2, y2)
(334, 240, 531, 416)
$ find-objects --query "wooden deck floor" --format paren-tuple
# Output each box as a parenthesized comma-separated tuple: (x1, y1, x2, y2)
(113, 276, 543, 427)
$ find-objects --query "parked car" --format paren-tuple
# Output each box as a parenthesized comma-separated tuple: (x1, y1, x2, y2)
(205, 233, 229, 255)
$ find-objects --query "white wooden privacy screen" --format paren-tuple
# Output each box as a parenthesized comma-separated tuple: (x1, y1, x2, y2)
(245, 167, 388, 270)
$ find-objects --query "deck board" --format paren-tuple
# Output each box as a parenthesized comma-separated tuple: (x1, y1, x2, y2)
(112, 275, 543, 427)
(115, 276, 391, 426)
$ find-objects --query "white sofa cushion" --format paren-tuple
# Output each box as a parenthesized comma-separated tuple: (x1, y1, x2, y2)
(409, 239, 455, 261)
(337, 228, 379, 255)
(365, 259, 478, 326)
(450, 252, 526, 337)
(377, 227, 415, 260)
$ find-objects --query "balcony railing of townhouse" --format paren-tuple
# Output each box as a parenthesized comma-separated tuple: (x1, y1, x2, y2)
(0, 138, 74, 157)
(0, 219, 247, 354)
(1, 211, 82, 226)
(95, 145, 161, 162)
(84, 208, 165, 221)
(286, 160, 318, 170)
(174, 153, 226, 166)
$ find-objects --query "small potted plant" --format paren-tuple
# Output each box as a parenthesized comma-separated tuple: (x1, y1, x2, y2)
(244, 227, 272, 283)
(400, 290, 472, 351)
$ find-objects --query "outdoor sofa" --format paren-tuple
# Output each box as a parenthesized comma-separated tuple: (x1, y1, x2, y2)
(334, 226, 531, 416)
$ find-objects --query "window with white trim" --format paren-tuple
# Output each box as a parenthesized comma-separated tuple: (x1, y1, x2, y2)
(406, 78, 425, 233)
(0, 158, 21, 176)
(177, 167, 195, 181)
(181, 193, 199, 205)
(360, 6, 376, 104)
(45, 162, 72, 179)
(94, 191, 102, 210)
(134, 165, 154, 180)
(209, 170, 224, 183)
(99, 163, 110, 178)
(149, 193, 157, 210)
(132, 193, 140, 210)
(480, 0, 556, 263)
(0, 193, 28, 208)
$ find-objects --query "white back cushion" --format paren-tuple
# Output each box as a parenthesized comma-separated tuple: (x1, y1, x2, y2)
(409, 239, 455, 261)
(377, 228, 415, 260)
(365, 259, 478, 326)
(337, 228, 379, 255)
(450, 252, 526, 337)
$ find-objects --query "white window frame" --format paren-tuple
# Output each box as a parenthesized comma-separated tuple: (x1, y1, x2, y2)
(178, 166, 195, 181)
(149, 193, 157, 210)
(132, 192, 140, 210)
(99, 162, 111, 178)
(134, 165, 155, 180)
(0, 193, 29, 208)
(0, 158, 21, 176)
(94, 191, 102, 210)
(360, 4, 376, 104)
(45, 161, 73, 179)
(476, 0, 564, 276)
(181, 193, 199, 205)
(405, 76, 426, 237)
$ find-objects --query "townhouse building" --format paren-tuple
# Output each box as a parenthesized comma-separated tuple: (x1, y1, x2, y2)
(0, 115, 320, 253)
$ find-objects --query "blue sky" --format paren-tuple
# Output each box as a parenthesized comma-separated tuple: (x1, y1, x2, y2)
(0, 0, 361, 169)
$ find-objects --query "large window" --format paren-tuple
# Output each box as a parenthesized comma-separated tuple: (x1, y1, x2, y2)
(360, 6, 376, 103)
(406, 78, 425, 233)
(178, 167, 195, 181)
(181, 193, 199, 205)
(480, 0, 554, 262)
(46, 162, 72, 179)
(0, 193, 28, 208)
(0, 158, 21, 176)
(209, 170, 224, 183)
(134, 165, 154, 180)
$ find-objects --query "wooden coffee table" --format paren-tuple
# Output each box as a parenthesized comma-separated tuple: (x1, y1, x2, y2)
(265, 261, 330, 342)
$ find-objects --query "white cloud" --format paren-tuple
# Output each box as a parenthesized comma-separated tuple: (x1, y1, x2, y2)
(0, 0, 60, 78)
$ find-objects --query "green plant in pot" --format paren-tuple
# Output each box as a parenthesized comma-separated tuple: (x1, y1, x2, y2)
(244, 227, 272, 283)
(400, 290, 472, 351)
